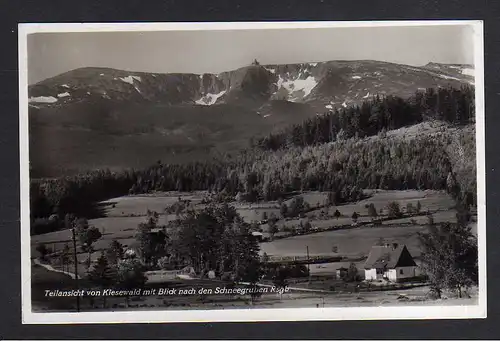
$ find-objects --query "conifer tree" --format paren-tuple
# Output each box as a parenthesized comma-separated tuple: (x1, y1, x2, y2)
(87, 253, 117, 308)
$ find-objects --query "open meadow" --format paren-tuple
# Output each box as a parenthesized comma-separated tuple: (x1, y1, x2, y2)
(31, 189, 458, 267)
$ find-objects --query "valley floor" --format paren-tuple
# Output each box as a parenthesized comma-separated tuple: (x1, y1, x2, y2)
(30, 189, 478, 313)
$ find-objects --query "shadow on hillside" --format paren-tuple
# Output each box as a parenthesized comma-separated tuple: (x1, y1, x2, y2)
(91, 201, 118, 219)
(77, 201, 118, 220)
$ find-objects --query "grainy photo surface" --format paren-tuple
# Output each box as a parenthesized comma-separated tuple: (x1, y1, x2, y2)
(19, 21, 486, 324)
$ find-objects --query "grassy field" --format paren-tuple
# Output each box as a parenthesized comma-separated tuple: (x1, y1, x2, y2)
(101, 192, 206, 217)
(259, 225, 427, 258)
(31, 189, 457, 265)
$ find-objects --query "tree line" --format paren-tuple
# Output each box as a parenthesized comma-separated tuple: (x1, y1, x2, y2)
(254, 85, 474, 150)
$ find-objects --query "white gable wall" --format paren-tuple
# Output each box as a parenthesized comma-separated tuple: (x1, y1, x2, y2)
(364, 268, 377, 281)
(396, 266, 417, 279)
(385, 266, 417, 281)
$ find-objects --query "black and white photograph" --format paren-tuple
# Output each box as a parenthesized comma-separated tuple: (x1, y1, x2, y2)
(19, 21, 486, 323)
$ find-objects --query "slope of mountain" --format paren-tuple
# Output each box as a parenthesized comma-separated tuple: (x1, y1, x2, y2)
(422, 62, 475, 82)
(28, 60, 474, 178)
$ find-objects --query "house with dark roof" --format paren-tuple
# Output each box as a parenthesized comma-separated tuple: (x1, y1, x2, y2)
(364, 243, 417, 282)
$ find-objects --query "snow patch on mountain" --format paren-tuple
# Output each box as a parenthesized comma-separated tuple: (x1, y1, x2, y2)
(462, 68, 474, 77)
(61, 84, 70, 88)
(352, 76, 362, 79)
(120, 75, 142, 85)
(325, 104, 333, 109)
(342, 101, 348, 108)
(57, 92, 70, 98)
(439, 74, 461, 81)
(309, 63, 318, 67)
(195, 90, 226, 105)
(363, 92, 370, 99)
(276, 75, 317, 101)
(29, 96, 58, 103)
(264, 67, 276, 74)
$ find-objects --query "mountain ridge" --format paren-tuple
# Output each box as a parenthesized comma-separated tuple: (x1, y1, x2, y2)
(29, 60, 474, 110)
(28, 60, 475, 178)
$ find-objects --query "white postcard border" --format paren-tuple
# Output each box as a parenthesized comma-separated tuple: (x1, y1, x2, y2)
(19, 20, 486, 324)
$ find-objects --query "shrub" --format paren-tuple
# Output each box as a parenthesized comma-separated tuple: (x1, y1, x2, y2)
(367, 203, 378, 218)
(351, 211, 359, 222)
(35, 243, 49, 260)
(387, 201, 402, 218)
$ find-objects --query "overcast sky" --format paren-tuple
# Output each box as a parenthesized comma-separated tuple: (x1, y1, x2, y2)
(27, 24, 475, 84)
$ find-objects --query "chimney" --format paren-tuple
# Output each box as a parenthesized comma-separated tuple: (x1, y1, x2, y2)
(392, 243, 398, 250)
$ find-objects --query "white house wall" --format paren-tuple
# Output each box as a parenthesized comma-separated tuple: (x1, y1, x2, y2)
(365, 266, 418, 282)
(396, 266, 417, 279)
(384, 266, 417, 281)
(384, 269, 398, 281)
(364, 268, 377, 280)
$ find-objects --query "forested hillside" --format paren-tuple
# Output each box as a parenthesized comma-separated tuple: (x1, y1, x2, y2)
(254, 85, 474, 150)
(29, 85, 476, 235)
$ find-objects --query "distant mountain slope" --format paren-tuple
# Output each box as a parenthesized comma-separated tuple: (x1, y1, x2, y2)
(28, 60, 474, 178)
(29, 60, 474, 110)
(421, 62, 475, 82)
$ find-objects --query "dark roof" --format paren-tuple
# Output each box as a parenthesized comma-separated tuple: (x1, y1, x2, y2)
(364, 244, 416, 269)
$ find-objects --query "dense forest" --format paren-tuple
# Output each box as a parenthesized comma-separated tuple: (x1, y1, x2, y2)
(29, 85, 477, 235)
(254, 85, 474, 150)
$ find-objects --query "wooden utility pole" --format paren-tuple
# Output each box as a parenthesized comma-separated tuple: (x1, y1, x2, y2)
(306, 245, 310, 270)
(306, 245, 311, 285)
(71, 228, 80, 312)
